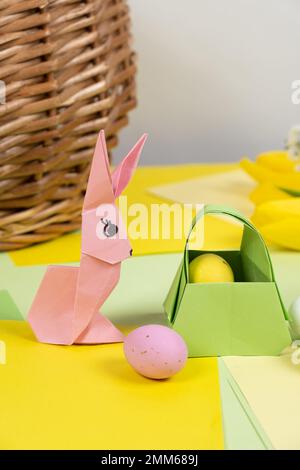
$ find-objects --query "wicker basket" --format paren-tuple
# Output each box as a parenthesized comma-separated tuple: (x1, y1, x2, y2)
(0, 0, 136, 250)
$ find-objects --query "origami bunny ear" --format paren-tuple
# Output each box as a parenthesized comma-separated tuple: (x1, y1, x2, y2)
(83, 130, 114, 211)
(112, 134, 148, 198)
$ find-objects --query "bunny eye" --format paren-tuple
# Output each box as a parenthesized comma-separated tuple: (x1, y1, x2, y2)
(103, 221, 118, 238)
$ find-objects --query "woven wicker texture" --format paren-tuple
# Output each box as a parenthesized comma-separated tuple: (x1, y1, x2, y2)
(0, 0, 136, 250)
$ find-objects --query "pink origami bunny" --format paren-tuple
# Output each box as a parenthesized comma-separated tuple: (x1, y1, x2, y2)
(28, 131, 147, 345)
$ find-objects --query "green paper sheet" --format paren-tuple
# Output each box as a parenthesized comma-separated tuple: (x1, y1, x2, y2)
(0, 265, 47, 317)
(0, 290, 23, 320)
(0, 254, 183, 322)
(271, 251, 300, 309)
(218, 359, 272, 450)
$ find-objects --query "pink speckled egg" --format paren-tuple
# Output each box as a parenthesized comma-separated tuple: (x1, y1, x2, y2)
(123, 325, 188, 380)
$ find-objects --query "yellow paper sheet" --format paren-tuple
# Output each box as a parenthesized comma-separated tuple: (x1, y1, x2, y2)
(0, 321, 223, 450)
(9, 164, 242, 266)
(148, 169, 256, 218)
(9, 231, 81, 266)
(223, 356, 300, 450)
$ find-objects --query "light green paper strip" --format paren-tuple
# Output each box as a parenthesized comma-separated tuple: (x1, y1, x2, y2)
(0, 252, 15, 269)
(0, 254, 182, 322)
(219, 359, 273, 450)
(271, 251, 300, 310)
(0, 290, 23, 320)
(0, 265, 47, 317)
(1, 247, 300, 322)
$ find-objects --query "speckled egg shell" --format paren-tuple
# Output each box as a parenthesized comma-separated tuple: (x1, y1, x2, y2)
(123, 324, 188, 380)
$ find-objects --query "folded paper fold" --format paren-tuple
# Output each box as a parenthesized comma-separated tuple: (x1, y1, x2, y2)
(164, 204, 291, 357)
(28, 131, 147, 345)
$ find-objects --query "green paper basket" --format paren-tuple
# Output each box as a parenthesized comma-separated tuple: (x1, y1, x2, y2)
(164, 205, 291, 357)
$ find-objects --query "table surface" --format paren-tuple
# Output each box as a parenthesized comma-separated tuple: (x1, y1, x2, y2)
(0, 163, 299, 450)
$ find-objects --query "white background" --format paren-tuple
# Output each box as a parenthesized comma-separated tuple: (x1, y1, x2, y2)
(114, 0, 300, 165)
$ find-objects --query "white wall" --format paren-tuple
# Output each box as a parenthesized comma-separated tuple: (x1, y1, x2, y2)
(114, 0, 300, 165)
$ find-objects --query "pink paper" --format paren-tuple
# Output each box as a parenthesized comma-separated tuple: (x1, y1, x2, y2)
(28, 131, 147, 345)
